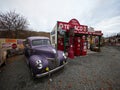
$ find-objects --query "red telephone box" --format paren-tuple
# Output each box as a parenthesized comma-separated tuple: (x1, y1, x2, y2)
(81, 35, 87, 56)
(57, 38, 64, 51)
(74, 37, 81, 56)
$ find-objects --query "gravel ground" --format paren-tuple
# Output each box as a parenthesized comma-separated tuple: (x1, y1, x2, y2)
(0, 46, 120, 90)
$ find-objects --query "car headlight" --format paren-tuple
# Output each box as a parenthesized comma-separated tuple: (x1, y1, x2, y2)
(52, 49, 56, 53)
(63, 53, 67, 59)
(36, 60, 43, 69)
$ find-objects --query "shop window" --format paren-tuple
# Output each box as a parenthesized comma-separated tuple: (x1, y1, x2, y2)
(52, 36, 55, 44)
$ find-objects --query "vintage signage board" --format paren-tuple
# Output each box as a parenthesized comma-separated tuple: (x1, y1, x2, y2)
(5, 39, 17, 43)
(58, 19, 88, 34)
(58, 19, 102, 36)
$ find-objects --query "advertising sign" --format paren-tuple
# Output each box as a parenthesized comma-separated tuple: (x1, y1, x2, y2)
(58, 19, 88, 34)
(58, 21, 70, 31)
(5, 39, 16, 43)
(2, 43, 12, 48)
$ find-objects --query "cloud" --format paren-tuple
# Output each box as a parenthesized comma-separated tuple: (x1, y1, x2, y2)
(0, 0, 120, 35)
(94, 16, 120, 37)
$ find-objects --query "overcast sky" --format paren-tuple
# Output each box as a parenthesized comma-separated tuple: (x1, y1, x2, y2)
(0, 0, 120, 37)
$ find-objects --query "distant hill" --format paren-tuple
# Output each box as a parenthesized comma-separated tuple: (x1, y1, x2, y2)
(0, 30, 50, 39)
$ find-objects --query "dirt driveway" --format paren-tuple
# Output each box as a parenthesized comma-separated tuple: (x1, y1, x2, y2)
(0, 46, 120, 90)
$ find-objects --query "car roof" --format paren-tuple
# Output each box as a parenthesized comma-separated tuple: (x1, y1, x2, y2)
(27, 36, 49, 41)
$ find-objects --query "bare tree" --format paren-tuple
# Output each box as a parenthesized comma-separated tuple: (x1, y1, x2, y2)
(0, 11, 29, 38)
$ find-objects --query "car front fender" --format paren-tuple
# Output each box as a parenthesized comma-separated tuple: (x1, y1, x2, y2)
(28, 55, 48, 69)
(57, 51, 67, 62)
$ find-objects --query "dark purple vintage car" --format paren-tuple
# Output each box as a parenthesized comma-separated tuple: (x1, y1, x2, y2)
(24, 36, 67, 78)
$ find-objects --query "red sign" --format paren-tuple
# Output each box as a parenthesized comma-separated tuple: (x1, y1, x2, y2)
(69, 19, 80, 26)
(5, 39, 16, 43)
(57, 19, 102, 36)
(74, 25, 88, 33)
(12, 43, 17, 49)
(58, 19, 88, 33)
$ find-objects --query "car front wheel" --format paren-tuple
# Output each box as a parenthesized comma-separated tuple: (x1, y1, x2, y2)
(29, 66, 36, 78)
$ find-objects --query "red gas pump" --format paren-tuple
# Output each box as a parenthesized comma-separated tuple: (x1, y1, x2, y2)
(74, 37, 81, 56)
(68, 36, 74, 59)
(81, 35, 87, 56)
(68, 27, 74, 59)
(57, 38, 64, 51)
(68, 44, 74, 59)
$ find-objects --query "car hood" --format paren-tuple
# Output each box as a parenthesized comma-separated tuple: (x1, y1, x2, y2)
(33, 45, 57, 58)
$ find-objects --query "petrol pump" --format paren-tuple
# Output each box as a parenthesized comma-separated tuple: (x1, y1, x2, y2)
(81, 35, 87, 56)
(57, 37, 64, 51)
(57, 29, 65, 51)
(74, 37, 81, 56)
(68, 28, 74, 59)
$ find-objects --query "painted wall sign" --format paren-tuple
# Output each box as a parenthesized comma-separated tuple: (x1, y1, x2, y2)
(5, 39, 16, 43)
(2, 43, 12, 48)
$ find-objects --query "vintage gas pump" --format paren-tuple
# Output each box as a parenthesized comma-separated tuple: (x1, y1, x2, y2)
(68, 28, 74, 59)
(81, 35, 87, 56)
(74, 37, 81, 56)
(57, 26, 66, 51)
(57, 38, 64, 51)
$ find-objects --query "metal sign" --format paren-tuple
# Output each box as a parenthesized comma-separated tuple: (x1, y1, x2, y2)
(58, 19, 88, 33)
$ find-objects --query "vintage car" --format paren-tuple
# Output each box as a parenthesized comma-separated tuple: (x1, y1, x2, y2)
(24, 36, 67, 78)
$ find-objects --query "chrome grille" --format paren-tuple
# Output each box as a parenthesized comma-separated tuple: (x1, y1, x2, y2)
(47, 58, 59, 70)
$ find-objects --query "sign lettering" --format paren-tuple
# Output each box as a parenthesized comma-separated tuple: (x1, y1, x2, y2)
(58, 22, 69, 30)
(58, 19, 88, 33)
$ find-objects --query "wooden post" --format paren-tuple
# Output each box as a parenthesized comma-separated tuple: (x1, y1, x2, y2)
(98, 36, 101, 52)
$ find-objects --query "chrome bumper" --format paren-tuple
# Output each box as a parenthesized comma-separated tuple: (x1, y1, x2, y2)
(36, 62, 68, 78)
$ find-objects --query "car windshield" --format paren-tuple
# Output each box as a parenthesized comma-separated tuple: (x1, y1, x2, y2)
(32, 39, 51, 46)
